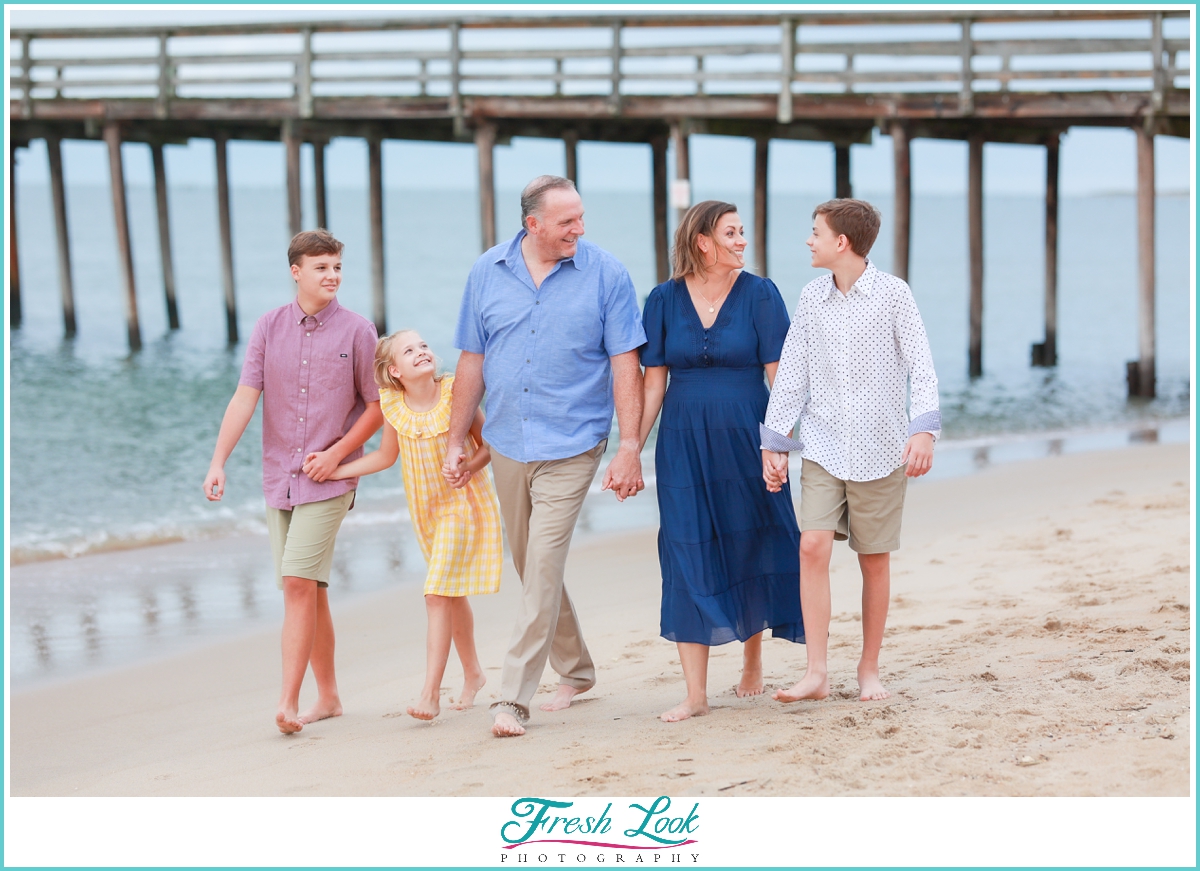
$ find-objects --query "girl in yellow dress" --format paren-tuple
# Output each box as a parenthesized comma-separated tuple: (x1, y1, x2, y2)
(328, 329, 502, 720)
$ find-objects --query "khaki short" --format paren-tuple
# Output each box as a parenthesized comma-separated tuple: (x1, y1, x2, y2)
(265, 491, 356, 589)
(799, 460, 907, 554)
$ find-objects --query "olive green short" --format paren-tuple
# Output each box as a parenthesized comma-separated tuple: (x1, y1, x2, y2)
(265, 491, 355, 589)
(799, 460, 908, 554)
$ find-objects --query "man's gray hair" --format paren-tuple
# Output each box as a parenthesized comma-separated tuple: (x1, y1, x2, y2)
(520, 175, 577, 224)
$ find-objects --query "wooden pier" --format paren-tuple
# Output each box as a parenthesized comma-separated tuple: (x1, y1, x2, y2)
(8, 10, 1190, 395)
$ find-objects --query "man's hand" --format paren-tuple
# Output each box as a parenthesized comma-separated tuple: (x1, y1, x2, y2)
(901, 432, 934, 477)
(203, 466, 226, 501)
(302, 449, 342, 483)
(762, 450, 788, 493)
(442, 444, 472, 489)
(601, 443, 644, 502)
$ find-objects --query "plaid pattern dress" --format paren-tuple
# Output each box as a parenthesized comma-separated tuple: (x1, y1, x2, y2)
(379, 376, 503, 597)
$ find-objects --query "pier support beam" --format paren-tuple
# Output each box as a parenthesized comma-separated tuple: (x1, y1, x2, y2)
(1129, 125, 1156, 398)
(835, 144, 852, 199)
(967, 133, 984, 379)
(651, 135, 669, 284)
(214, 132, 238, 345)
(46, 134, 77, 337)
(563, 130, 578, 187)
(476, 122, 497, 252)
(151, 143, 179, 330)
(754, 136, 769, 276)
(1032, 134, 1059, 367)
(670, 121, 691, 227)
(104, 122, 142, 352)
(313, 138, 328, 230)
(284, 120, 302, 237)
(891, 123, 911, 282)
(367, 134, 387, 335)
(9, 144, 20, 328)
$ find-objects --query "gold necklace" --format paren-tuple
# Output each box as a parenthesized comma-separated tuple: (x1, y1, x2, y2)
(692, 275, 734, 313)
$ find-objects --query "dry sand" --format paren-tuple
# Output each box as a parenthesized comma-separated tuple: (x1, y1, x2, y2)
(9, 443, 1192, 797)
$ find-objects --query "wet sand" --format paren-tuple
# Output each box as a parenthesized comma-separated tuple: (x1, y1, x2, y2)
(9, 442, 1191, 798)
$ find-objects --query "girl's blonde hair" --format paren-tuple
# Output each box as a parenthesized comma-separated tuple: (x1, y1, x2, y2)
(374, 329, 443, 392)
(670, 200, 739, 280)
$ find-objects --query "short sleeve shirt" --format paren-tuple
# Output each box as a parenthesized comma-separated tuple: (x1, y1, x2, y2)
(453, 231, 646, 462)
(239, 296, 380, 509)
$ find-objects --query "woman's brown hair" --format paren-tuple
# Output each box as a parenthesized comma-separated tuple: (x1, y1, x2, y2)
(670, 200, 739, 280)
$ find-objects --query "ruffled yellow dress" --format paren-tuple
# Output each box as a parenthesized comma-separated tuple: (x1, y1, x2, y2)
(378, 375, 503, 597)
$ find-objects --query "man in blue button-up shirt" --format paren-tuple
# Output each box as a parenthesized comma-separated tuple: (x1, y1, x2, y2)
(445, 175, 646, 738)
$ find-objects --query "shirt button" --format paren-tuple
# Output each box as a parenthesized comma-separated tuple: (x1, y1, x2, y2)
(524, 388, 528, 392)
(297, 448, 302, 452)
(531, 329, 535, 333)
(535, 301, 540, 305)
(302, 360, 307, 365)
(299, 417, 304, 422)
(526, 359, 530, 363)
(292, 474, 296, 478)
(306, 332, 311, 337)
(301, 388, 306, 393)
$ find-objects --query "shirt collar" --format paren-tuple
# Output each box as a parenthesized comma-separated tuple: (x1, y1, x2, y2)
(496, 229, 586, 273)
(291, 295, 340, 325)
(826, 258, 877, 299)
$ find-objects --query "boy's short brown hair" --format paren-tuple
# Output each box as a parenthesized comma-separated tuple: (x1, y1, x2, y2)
(812, 199, 881, 257)
(288, 228, 344, 267)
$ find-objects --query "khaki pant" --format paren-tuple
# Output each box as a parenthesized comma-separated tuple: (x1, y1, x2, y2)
(800, 459, 907, 554)
(489, 442, 605, 721)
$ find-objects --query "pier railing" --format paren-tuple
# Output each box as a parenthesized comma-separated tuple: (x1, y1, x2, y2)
(9, 10, 1191, 122)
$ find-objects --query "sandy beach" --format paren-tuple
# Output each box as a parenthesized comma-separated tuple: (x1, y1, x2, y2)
(9, 442, 1191, 798)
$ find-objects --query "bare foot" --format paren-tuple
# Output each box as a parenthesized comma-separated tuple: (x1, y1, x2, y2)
(276, 710, 303, 734)
(773, 673, 830, 703)
(660, 700, 709, 722)
(449, 673, 487, 711)
(857, 668, 891, 701)
(736, 664, 764, 698)
(407, 696, 441, 721)
(539, 683, 589, 712)
(298, 698, 343, 725)
(491, 710, 526, 737)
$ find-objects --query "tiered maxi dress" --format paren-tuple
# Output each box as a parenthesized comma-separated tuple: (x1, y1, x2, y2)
(378, 375, 503, 597)
(641, 273, 804, 645)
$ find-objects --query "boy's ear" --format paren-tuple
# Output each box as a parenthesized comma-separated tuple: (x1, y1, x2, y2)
(290, 263, 302, 282)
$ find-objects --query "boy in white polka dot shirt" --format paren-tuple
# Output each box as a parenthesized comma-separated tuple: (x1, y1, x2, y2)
(760, 198, 940, 704)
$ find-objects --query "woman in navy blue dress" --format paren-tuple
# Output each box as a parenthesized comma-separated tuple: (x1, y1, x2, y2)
(638, 200, 803, 723)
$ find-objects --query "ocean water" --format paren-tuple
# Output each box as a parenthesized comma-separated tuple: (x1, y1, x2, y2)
(8, 183, 1191, 563)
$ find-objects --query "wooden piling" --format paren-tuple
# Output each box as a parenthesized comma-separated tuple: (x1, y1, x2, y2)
(214, 132, 238, 345)
(754, 136, 769, 276)
(9, 143, 20, 328)
(283, 120, 302, 237)
(150, 142, 179, 330)
(891, 123, 911, 282)
(367, 134, 387, 335)
(563, 130, 578, 187)
(46, 134, 77, 337)
(967, 133, 984, 379)
(103, 121, 142, 352)
(651, 135, 669, 284)
(313, 138, 328, 230)
(1032, 134, 1059, 366)
(670, 121, 690, 226)
(476, 122, 497, 251)
(835, 144, 852, 199)
(1131, 124, 1156, 398)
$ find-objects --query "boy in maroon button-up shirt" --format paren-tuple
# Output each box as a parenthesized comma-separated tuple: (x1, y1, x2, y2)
(204, 230, 382, 734)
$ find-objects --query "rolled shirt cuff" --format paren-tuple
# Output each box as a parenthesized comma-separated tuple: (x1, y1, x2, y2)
(759, 423, 803, 453)
(908, 410, 942, 440)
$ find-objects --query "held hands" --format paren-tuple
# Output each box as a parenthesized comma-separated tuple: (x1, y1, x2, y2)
(442, 444, 473, 489)
(203, 466, 226, 501)
(601, 442, 645, 502)
(302, 449, 343, 482)
(901, 432, 934, 477)
(761, 450, 789, 493)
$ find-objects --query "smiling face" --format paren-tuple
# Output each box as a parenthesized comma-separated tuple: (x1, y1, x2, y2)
(387, 331, 436, 387)
(806, 213, 847, 270)
(525, 187, 586, 262)
(698, 211, 747, 271)
(290, 252, 342, 314)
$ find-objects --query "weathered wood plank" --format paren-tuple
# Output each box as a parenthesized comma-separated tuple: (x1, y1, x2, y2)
(967, 133, 984, 379)
(1132, 125, 1156, 398)
(46, 133, 77, 336)
(103, 121, 142, 351)
(150, 141, 179, 330)
(367, 134, 386, 335)
(214, 131, 238, 345)
(891, 122, 910, 283)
